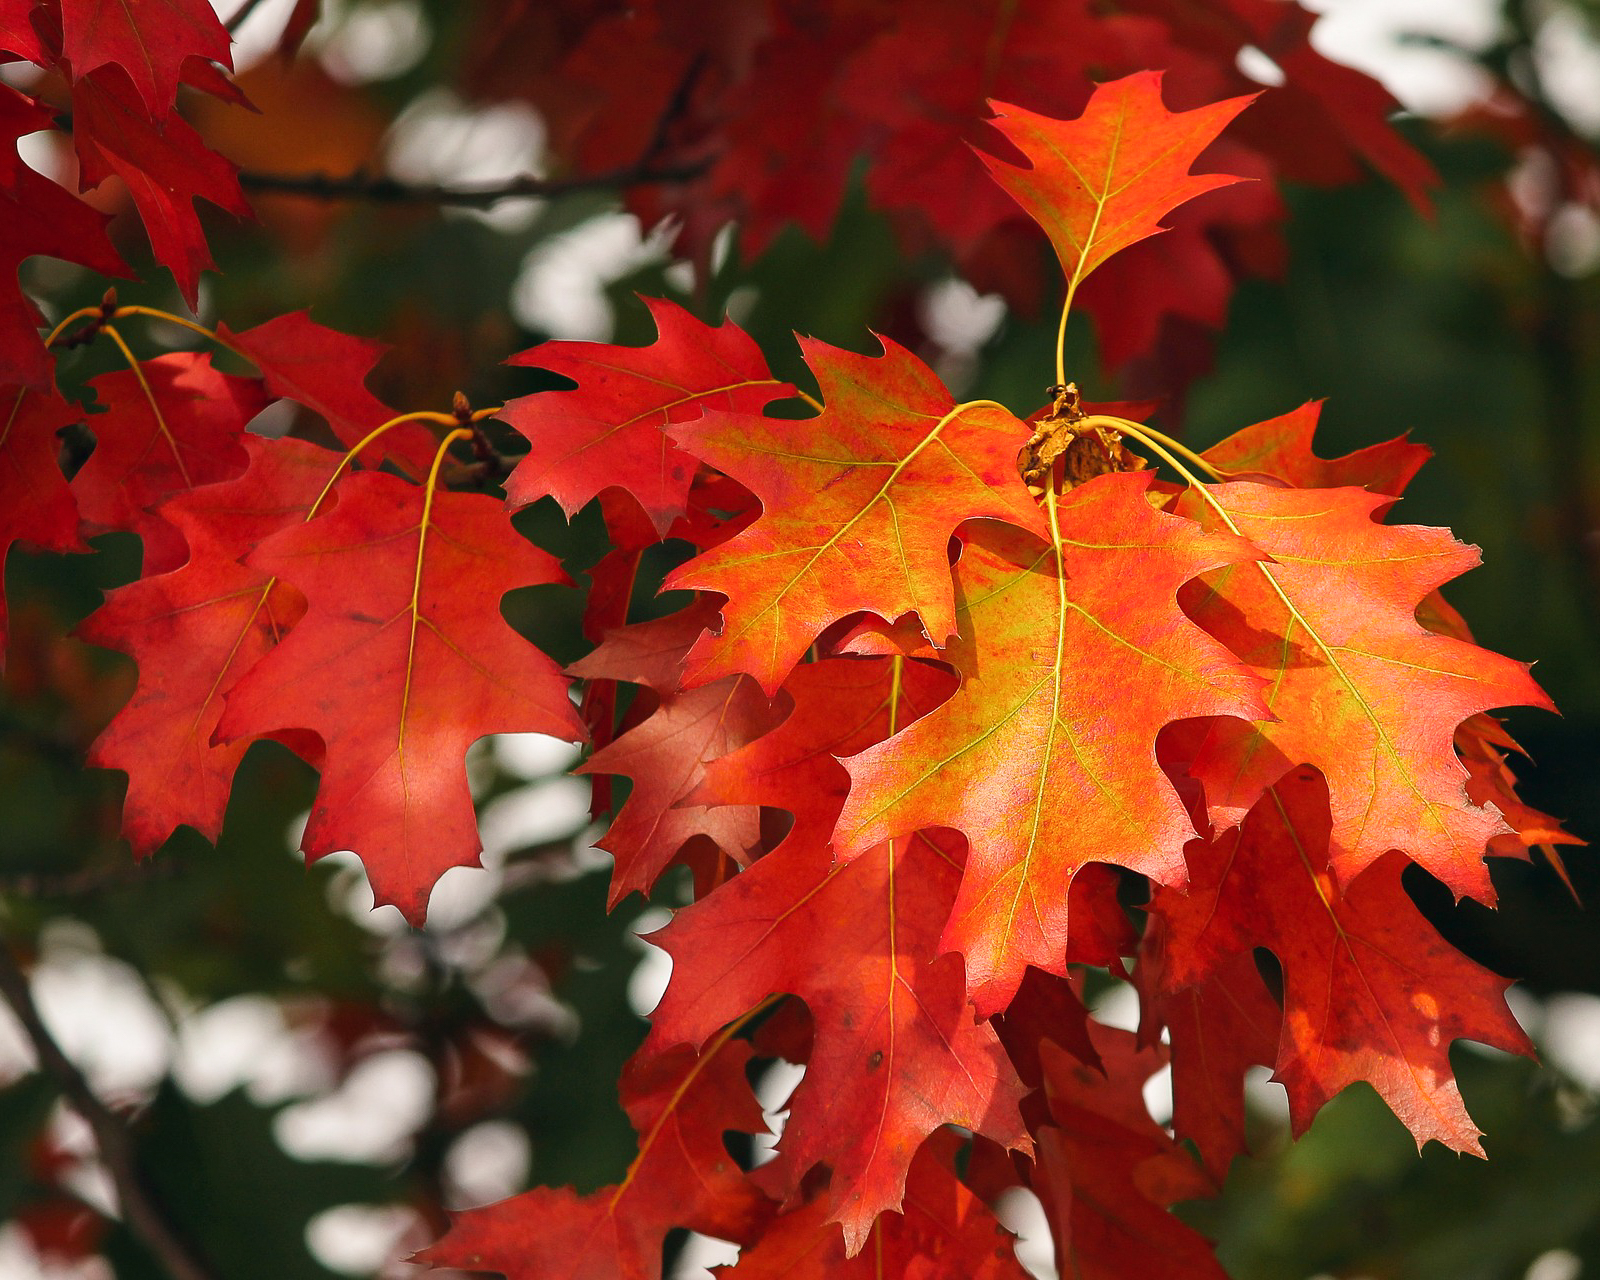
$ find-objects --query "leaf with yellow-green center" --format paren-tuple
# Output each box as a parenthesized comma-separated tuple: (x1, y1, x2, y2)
(666, 334, 1047, 696)
(835, 471, 1267, 1016)
(1175, 480, 1552, 901)
(980, 72, 1255, 298)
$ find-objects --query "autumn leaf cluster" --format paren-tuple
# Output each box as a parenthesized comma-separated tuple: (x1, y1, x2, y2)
(0, 2, 1580, 1277)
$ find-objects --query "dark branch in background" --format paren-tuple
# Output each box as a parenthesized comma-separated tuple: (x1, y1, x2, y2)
(0, 939, 217, 1280)
(0, 860, 179, 899)
(225, 0, 272, 34)
(241, 50, 711, 208)
(238, 160, 706, 207)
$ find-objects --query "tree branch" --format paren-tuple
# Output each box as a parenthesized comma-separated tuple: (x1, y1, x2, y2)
(239, 160, 706, 207)
(0, 940, 217, 1280)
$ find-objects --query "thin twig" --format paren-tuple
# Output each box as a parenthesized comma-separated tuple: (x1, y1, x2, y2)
(225, 0, 272, 34)
(239, 160, 706, 207)
(0, 940, 217, 1280)
(0, 860, 179, 900)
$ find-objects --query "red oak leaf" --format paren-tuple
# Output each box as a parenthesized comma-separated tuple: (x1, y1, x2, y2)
(419, 1036, 773, 1280)
(0, 85, 126, 388)
(1152, 766, 1534, 1152)
(78, 436, 338, 853)
(568, 597, 781, 903)
(70, 67, 249, 306)
(648, 830, 1031, 1254)
(979, 72, 1254, 294)
(725, 1134, 1028, 1279)
(216, 311, 440, 474)
(215, 469, 584, 922)
(835, 475, 1266, 1015)
(1177, 480, 1552, 900)
(1136, 941, 1279, 1179)
(1200, 399, 1430, 496)
(667, 335, 1047, 694)
(54, 0, 231, 115)
(1032, 1032, 1226, 1280)
(689, 654, 958, 857)
(503, 297, 793, 535)
(0, 381, 87, 662)
(581, 675, 778, 906)
(72, 352, 268, 572)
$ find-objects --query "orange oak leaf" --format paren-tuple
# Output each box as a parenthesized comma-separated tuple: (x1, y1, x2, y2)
(1031, 1031, 1227, 1280)
(503, 296, 793, 535)
(725, 1134, 1028, 1279)
(78, 437, 338, 854)
(0, 381, 88, 662)
(689, 655, 959, 857)
(979, 72, 1254, 295)
(0, 85, 126, 388)
(666, 335, 1047, 695)
(216, 311, 440, 474)
(215, 468, 584, 922)
(70, 67, 249, 307)
(1177, 480, 1552, 900)
(1199, 399, 1430, 496)
(418, 1035, 773, 1280)
(647, 830, 1031, 1254)
(835, 474, 1266, 1015)
(54, 0, 231, 115)
(1152, 766, 1534, 1152)
(72, 352, 268, 572)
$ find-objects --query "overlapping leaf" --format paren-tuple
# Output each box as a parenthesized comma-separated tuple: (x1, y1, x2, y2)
(70, 67, 249, 307)
(1151, 766, 1534, 1151)
(1177, 480, 1551, 899)
(72, 352, 267, 572)
(419, 1036, 773, 1280)
(217, 311, 440, 473)
(504, 297, 793, 534)
(0, 85, 126, 387)
(667, 335, 1046, 694)
(79, 437, 337, 853)
(216, 469, 584, 921)
(689, 655, 958, 857)
(726, 1135, 1028, 1279)
(648, 829, 1031, 1253)
(1030, 1032, 1227, 1280)
(53, 0, 232, 115)
(836, 474, 1266, 1014)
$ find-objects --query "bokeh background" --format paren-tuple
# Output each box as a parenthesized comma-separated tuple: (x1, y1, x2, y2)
(2, 0, 1600, 1276)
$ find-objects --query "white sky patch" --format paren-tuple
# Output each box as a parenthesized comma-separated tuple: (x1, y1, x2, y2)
(512, 213, 677, 340)
(321, 0, 431, 85)
(444, 1119, 532, 1208)
(994, 1185, 1056, 1280)
(627, 908, 675, 1018)
(1303, 0, 1501, 116)
(495, 732, 585, 782)
(919, 279, 1006, 356)
(26, 949, 172, 1096)
(669, 1233, 741, 1278)
(384, 89, 547, 230)
(1539, 992, 1600, 1091)
(276, 1048, 436, 1162)
(306, 1203, 421, 1275)
(1088, 979, 1141, 1034)
(1532, 6, 1600, 137)
(173, 995, 334, 1105)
